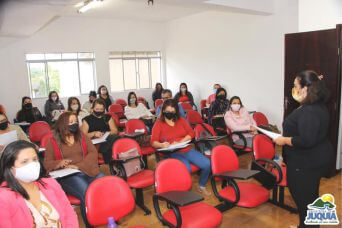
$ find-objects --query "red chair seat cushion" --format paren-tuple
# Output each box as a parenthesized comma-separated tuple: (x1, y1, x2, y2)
(141, 146, 155, 155)
(219, 182, 269, 208)
(67, 195, 81, 205)
(271, 164, 287, 187)
(163, 202, 222, 228)
(127, 170, 154, 188)
(190, 164, 199, 173)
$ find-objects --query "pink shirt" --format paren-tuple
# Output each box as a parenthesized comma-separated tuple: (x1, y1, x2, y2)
(206, 94, 216, 105)
(0, 178, 78, 228)
(224, 107, 257, 141)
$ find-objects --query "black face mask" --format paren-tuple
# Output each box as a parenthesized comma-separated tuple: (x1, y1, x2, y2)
(93, 111, 105, 117)
(0, 121, 8, 130)
(163, 112, 177, 120)
(24, 103, 33, 110)
(68, 123, 79, 133)
(217, 95, 226, 100)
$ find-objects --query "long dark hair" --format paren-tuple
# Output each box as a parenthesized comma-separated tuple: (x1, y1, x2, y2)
(179, 82, 188, 95)
(67, 97, 81, 115)
(155, 83, 163, 92)
(0, 140, 47, 199)
(160, 99, 180, 122)
(21, 96, 31, 110)
(54, 112, 81, 144)
(48, 91, 59, 102)
(215, 88, 227, 99)
(295, 70, 330, 104)
(127, 92, 138, 107)
(97, 85, 109, 97)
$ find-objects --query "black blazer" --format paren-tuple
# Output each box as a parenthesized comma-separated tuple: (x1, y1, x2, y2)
(282, 102, 334, 170)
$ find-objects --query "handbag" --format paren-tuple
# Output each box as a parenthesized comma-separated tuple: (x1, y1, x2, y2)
(118, 148, 143, 177)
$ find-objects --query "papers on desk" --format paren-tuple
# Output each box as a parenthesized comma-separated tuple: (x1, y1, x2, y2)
(49, 168, 80, 179)
(91, 132, 110, 145)
(0, 131, 18, 146)
(255, 126, 281, 140)
(157, 140, 191, 151)
(196, 135, 226, 141)
(135, 129, 145, 133)
(14, 122, 31, 126)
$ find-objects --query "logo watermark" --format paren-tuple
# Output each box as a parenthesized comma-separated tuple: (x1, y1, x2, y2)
(305, 194, 339, 225)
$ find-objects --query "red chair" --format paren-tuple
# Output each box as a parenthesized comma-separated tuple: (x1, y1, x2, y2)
(200, 99, 209, 122)
(125, 119, 156, 167)
(226, 127, 253, 155)
(180, 102, 193, 112)
(253, 112, 269, 127)
(194, 123, 216, 139)
(211, 145, 273, 212)
(253, 134, 297, 213)
(110, 138, 154, 215)
(107, 113, 125, 136)
(137, 96, 147, 106)
(108, 104, 126, 128)
(115, 98, 127, 108)
(28, 121, 51, 145)
(86, 176, 146, 227)
(186, 110, 204, 128)
(153, 159, 222, 227)
(155, 99, 163, 109)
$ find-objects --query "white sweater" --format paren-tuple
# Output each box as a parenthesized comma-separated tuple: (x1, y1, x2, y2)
(124, 103, 153, 120)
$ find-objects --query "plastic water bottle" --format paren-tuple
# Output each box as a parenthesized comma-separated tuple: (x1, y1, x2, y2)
(107, 217, 118, 228)
(273, 154, 283, 165)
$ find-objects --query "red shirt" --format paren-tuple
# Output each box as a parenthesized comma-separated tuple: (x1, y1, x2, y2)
(179, 94, 190, 103)
(151, 117, 195, 152)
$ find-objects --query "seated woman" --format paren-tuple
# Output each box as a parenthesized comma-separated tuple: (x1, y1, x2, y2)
(16, 96, 43, 124)
(97, 85, 114, 111)
(82, 91, 97, 113)
(0, 140, 78, 227)
(44, 112, 104, 227)
(151, 99, 211, 196)
(208, 88, 229, 135)
(174, 83, 196, 109)
(125, 92, 155, 129)
(224, 96, 257, 148)
(207, 84, 221, 106)
(152, 83, 163, 107)
(67, 97, 89, 125)
(44, 91, 65, 124)
(82, 99, 119, 164)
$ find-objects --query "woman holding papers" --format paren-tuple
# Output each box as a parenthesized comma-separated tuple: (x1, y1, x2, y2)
(208, 87, 229, 135)
(151, 99, 211, 196)
(82, 98, 119, 164)
(274, 70, 333, 228)
(16, 96, 43, 124)
(44, 112, 104, 227)
(0, 140, 78, 227)
(224, 96, 257, 148)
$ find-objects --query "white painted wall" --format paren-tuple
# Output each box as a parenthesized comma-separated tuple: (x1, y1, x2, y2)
(299, 0, 342, 32)
(164, 0, 298, 128)
(0, 16, 165, 120)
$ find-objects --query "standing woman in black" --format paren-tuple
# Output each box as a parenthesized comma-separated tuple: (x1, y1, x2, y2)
(152, 83, 163, 107)
(274, 70, 333, 228)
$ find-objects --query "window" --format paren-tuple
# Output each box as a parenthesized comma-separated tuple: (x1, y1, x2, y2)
(26, 52, 96, 98)
(109, 51, 162, 92)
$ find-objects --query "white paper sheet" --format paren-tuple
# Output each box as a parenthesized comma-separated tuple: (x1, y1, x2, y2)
(157, 140, 191, 151)
(91, 132, 110, 144)
(255, 126, 282, 140)
(49, 168, 81, 179)
(0, 131, 18, 146)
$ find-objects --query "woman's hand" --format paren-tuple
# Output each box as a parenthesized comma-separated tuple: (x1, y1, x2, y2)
(94, 131, 104, 138)
(250, 126, 258, 135)
(161, 142, 170, 148)
(274, 136, 292, 146)
(57, 159, 72, 169)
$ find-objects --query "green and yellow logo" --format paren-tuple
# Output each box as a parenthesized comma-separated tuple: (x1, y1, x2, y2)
(305, 194, 339, 225)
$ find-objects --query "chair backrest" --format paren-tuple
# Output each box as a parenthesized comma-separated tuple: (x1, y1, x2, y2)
(137, 97, 147, 106)
(108, 104, 124, 118)
(186, 110, 204, 126)
(253, 112, 269, 126)
(112, 138, 142, 159)
(253, 134, 275, 160)
(125, 119, 148, 135)
(211, 145, 239, 175)
(28, 121, 51, 143)
(180, 102, 193, 111)
(194, 123, 216, 139)
(85, 176, 135, 226)
(155, 159, 192, 193)
(115, 99, 127, 108)
(200, 99, 207, 109)
(155, 99, 163, 109)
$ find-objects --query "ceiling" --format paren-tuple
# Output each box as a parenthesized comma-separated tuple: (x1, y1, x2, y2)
(0, 0, 275, 46)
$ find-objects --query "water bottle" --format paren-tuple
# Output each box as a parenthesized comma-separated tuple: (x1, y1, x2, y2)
(273, 154, 283, 165)
(107, 217, 118, 228)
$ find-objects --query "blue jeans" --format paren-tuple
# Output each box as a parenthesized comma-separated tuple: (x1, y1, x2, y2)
(170, 149, 211, 187)
(58, 172, 105, 227)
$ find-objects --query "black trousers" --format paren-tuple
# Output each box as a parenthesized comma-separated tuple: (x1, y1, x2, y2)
(99, 134, 120, 163)
(287, 165, 327, 228)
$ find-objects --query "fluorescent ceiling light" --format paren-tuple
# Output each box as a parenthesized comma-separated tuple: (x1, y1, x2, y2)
(77, 0, 103, 13)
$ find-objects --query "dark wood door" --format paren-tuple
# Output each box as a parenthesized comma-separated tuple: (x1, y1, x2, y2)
(284, 25, 342, 175)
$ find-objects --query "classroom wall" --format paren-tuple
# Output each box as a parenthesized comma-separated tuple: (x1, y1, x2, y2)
(0, 16, 166, 120)
(164, 0, 298, 128)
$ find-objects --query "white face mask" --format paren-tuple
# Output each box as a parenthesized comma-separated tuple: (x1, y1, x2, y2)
(15, 161, 40, 183)
(181, 88, 187, 93)
(130, 98, 136, 104)
(51, 96, 57, 102)
(71, 104, 79, 111)
(231, 104, 241, 112)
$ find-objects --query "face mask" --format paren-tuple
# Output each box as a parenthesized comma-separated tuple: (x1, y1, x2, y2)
(231, 104, 241, 112)
(51, 96, 57, 102)
(213, 89, 217, 94)
(292, 87, 304, 102)
(130, 98, 136, 104)
(93, 111, 105, 117)
(180, 88, 187, 93)
(15, 161, 40, 183)
(164, 112, 176, 120)
(100, 89, 107, 95)
(0, 121, 8, 130)
(68, 123, 79, 133)
(71, 104, 79, 111)
(217, 95, 225, 100)
(24, 103, 32, 110)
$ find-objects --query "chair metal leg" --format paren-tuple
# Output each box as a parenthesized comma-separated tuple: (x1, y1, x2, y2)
(269, 186, 298, 214)
(135, 188, 151, 215)
(215, 202, 234, 212)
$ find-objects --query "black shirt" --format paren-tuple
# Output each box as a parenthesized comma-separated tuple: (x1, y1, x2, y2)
(83, 114, 110, 133)
(16, 107, 42, 123)
(282, 103, 333, 169)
